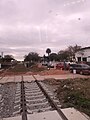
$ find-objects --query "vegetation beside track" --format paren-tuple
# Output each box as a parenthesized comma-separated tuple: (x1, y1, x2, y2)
(43, 78, 90, 117)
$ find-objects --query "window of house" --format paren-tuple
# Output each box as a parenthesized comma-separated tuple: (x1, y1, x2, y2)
(77, 57, 81, 62)
(82, 57, 87, 62)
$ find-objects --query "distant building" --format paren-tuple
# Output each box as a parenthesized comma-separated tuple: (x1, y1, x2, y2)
(75, 47, 90, 62)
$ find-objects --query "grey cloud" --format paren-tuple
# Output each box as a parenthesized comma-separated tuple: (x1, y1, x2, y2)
(0, 0, 90, 60)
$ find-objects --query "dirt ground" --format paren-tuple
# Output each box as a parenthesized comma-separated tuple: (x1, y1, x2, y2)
(0, 64, 70, 76)
(0, 64, 90, 117)
(43, 78, 90, 117)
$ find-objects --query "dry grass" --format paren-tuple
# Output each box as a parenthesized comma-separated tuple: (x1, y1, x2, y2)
(43, 78, 90, 117)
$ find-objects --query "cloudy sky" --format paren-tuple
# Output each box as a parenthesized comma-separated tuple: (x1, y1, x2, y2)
(0, 0, 90, 60)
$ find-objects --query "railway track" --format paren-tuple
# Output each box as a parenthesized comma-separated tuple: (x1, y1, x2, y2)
(0, 75, 68, 120)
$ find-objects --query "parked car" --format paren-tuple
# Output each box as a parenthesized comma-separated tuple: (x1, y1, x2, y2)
(69, 63, 90, 75)
(56, 62, 69, 70)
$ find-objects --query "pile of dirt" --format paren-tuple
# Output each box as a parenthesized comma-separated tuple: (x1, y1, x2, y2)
(28, 64, 47, 72)
(43, 78, 90, 117)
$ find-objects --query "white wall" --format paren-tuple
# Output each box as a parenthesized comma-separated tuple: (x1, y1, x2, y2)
(75, 49, 90, 62)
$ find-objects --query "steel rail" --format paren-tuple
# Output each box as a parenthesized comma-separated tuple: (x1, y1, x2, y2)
(33, 75, 68, 120)
(21, 76, 27, 120)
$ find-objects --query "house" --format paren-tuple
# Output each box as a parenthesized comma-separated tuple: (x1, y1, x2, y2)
(75, 47, 90, 63)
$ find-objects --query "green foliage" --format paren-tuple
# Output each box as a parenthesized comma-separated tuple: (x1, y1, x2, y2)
(56, 78, 90, 116)
(24, 52, 40, 62)
(64, 92, 90, 116)
(49, 53, 58, 61)
(58, 50, 69, 61)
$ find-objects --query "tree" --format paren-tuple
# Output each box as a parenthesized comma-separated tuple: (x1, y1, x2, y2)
(4, 55, 14, 59)
(58, 45, 81, 61)
(58, 50, 69, 61)
(46, 48, 51, 56)
(49, 53, 58, 61)
(24, 52, 40, 62)
(3, 55, 14, 62)
(67, 45, 81, 60)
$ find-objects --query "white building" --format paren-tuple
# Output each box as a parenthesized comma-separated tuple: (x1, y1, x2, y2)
(75, 47, 90, 62)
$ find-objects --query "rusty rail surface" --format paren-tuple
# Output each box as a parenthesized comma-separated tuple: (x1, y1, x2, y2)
(33, 75, 68, 120)
(21, 76, 27, 120)
(20, 75, 68, 120)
